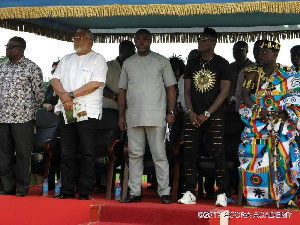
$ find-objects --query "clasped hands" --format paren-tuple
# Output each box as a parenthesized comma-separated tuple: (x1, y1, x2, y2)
(189, 111, 207, 128)
(60, 92, 73, 111)
(260, 108, 287, 123)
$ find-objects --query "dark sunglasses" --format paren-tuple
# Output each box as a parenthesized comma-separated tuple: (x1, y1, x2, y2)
(197, 37, 213, 42)
(5, 45, 22, 50)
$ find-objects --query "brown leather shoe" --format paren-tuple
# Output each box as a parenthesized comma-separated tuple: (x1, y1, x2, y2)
(119, 194, 142, 203)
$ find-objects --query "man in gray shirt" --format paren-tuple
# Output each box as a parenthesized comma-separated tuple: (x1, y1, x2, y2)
(118, 29, 176, 204)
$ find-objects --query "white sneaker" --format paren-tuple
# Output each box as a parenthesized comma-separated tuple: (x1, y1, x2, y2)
(178, 191, 196, 204)
(215, 193, 227, 207)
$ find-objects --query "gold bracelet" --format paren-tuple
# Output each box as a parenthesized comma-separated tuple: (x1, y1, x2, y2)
(242, 79, 255, 89)
(256, 106, 262, 118)
(187, 108, 193, 114)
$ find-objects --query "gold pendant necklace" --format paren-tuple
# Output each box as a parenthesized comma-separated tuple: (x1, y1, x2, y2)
(256, 64, 280, 99)
(193, 55, 216, 93)
(200, 55, 215, 68)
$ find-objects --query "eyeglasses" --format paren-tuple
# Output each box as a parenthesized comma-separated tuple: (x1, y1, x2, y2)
(71, 37, 91, 42)
(233, 47, 246, 51)
(197, 37, 213, 42)
(5, 45, 22, 50)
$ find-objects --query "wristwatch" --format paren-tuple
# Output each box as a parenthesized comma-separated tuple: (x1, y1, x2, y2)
(69, 91, 75, 99)
(168, 111, 175, 116)
(204, 111, 210, 118)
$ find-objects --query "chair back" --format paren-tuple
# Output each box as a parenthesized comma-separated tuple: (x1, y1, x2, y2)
(34, 108, 60, 153)
(32, 108, 60, 175)
(95, 108, 122, 166)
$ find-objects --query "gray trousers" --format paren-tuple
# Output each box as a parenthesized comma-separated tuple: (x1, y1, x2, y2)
(127, 126, 171, 197)
(0, 120, 34, 194)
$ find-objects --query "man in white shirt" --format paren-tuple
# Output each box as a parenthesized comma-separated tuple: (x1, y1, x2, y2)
(51, 29, 107, 200)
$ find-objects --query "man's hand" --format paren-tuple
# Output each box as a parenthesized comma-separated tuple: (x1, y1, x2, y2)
(198, 113, 208, 126)
(118, 116, 127, 131)
(60, 92, 72, 104)
(189, 111, 200, 128)
(260, 108, 270, 121)
(43, 103, 54, 111)
(63, 100, 73, 111)
(166, 114, 175, 127)
(277, 111, 288, 121)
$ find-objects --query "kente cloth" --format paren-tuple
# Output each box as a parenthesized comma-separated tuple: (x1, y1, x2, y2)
(238, 65, 300, 206)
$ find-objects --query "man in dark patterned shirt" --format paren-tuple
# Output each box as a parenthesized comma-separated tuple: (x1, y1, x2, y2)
(0, 36, 45, 197)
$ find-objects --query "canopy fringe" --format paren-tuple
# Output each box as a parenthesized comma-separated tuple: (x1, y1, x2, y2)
(95, 31, 300, 43)
(0, 2, 300, 20)
(1, 19, 299, 43)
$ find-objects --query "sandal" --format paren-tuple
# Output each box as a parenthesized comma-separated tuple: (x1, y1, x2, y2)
(284, 200, 299, 210)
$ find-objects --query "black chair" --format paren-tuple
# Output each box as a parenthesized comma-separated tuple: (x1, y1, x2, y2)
(93, 108, 124, 199)
(31, 108, 60, 186)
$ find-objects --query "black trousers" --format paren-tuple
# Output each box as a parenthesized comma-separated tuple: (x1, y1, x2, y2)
(182, 112, 229, 196)
(60, 116, 97, 196)
(0, 120, 34, 194)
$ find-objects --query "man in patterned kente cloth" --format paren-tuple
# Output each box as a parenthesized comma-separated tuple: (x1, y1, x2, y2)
(239, 40, 300, 209)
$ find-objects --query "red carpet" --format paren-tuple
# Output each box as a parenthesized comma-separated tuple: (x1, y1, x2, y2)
(0, 184, 299, 225)
(0, 185, 99, 225)
(94, 190, 300, 225)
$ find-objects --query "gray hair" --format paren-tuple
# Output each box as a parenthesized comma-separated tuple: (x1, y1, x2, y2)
(76, 29, 94, 41)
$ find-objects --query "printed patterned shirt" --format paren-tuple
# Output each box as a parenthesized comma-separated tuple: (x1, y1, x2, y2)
(0, 56, 45, 123)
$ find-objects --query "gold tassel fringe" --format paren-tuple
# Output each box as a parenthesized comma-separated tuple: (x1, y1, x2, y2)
(0, 2, 300, 20)
(1, 19, 299, 43)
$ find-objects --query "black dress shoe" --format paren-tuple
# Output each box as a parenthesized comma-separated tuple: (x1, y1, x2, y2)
(119, 194, 142, 203)
(161, 195, 172, 204)
(58, 194, 75, 199)
(0, 189, 16, 195)
(79, 194, 90, 200)
(16, 192, 27, 197)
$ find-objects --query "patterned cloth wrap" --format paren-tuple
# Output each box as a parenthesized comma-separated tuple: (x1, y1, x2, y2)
(238, 65, 300, 206)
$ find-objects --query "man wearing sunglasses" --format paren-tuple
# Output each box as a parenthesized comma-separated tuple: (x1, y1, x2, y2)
(0, 36, 45, 197)
(51, 29, 107, 200)
(178, 28, 231, 207)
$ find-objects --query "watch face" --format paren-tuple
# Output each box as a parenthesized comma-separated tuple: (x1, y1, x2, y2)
(205, 111, 210, 117)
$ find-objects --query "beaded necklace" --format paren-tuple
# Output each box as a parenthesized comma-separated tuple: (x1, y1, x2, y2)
(256, 63, 280, 99)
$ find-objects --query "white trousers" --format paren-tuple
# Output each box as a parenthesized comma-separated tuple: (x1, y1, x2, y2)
(127, 126, 171, 196)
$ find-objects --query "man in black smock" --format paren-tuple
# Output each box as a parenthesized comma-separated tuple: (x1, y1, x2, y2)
(178, 28, 231, 207)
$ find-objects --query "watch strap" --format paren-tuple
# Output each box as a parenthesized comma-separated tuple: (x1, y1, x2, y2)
(69, 91, 75, 99)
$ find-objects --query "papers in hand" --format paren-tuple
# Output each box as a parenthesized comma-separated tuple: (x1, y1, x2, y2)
(59, 98, 88, 124)
(164, 123, 171, 142)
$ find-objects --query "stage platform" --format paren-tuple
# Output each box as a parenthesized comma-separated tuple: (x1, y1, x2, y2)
(0, 184, 299, 225)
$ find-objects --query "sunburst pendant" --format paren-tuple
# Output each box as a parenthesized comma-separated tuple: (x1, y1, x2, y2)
(193, 68, 216, 93)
